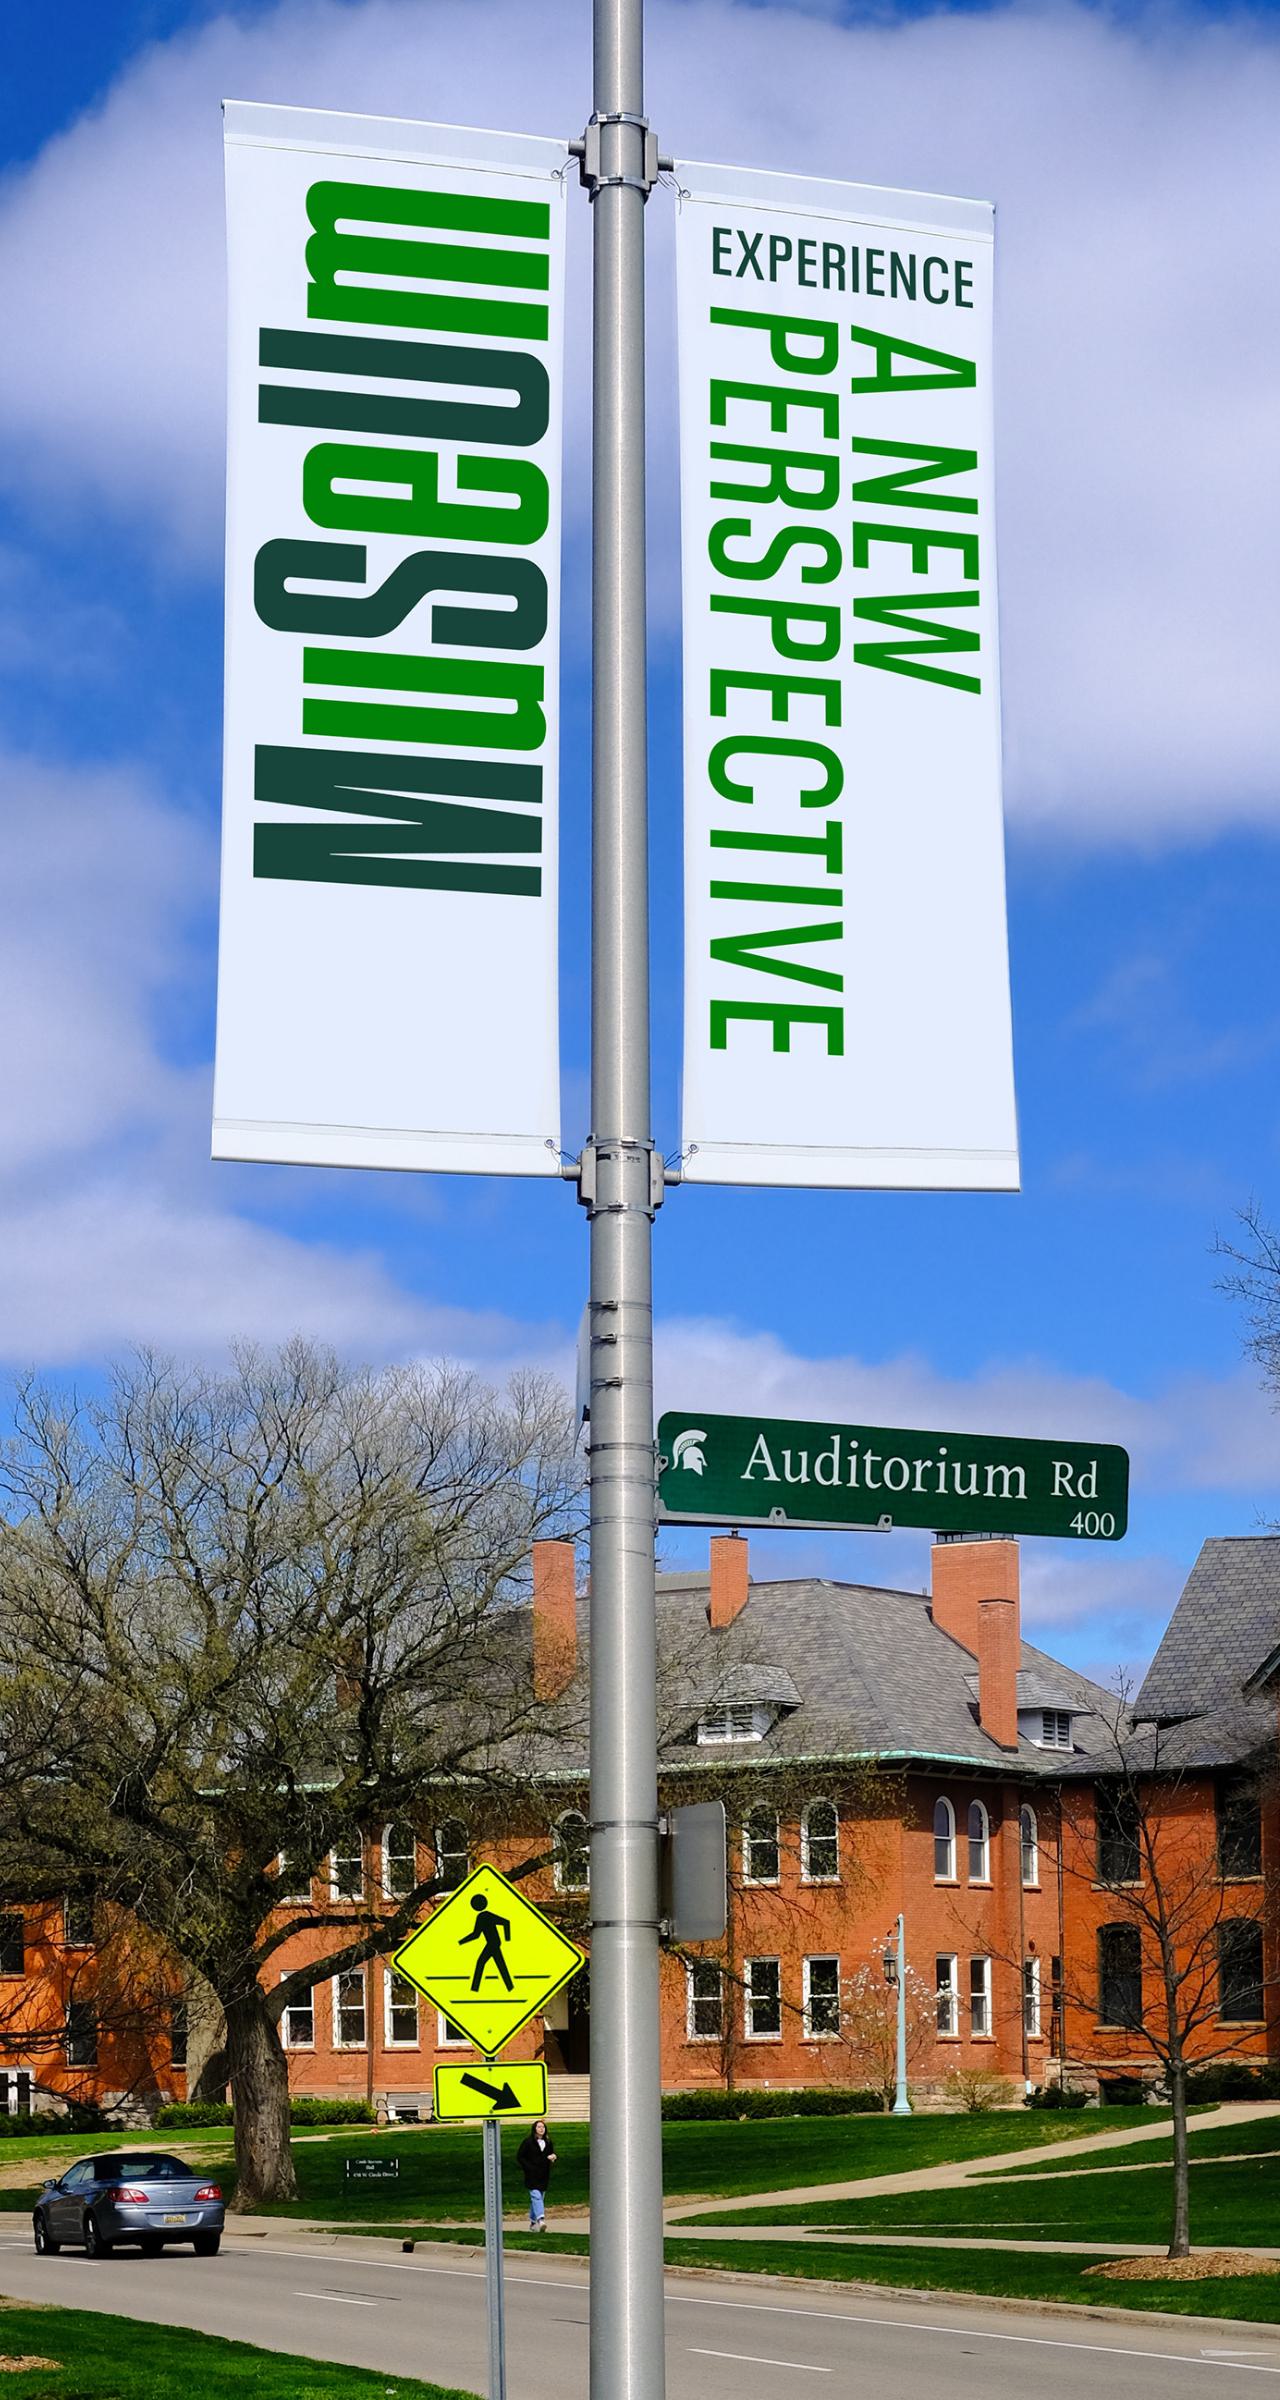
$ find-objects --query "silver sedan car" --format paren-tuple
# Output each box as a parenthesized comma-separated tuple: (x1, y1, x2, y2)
(33, 2151, 225, 2258)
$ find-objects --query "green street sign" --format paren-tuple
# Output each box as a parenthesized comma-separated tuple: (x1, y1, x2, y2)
(657, 1410, 1129, 1541)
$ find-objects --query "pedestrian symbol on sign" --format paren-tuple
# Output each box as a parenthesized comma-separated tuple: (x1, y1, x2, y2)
(461, 1893, 514, 1992)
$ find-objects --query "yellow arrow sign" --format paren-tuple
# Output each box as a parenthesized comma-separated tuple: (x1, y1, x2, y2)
(392, 1863, 584, 2056)
(433, 2060, 548, 2122)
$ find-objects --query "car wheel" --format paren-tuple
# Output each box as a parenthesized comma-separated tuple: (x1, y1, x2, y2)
(32, 2214, 59, 2257)
(140, 2234, 164, 2257)
(82, 2212, 113, 2259)
(192, 2232, 221, 2257)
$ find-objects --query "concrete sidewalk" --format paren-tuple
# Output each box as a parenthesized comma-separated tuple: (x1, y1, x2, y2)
(663, 2100, 1280, 2223)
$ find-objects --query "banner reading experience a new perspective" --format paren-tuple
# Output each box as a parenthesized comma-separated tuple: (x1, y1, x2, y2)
(676, 163, 1018, 1190)
(215, 105, 566, 1175)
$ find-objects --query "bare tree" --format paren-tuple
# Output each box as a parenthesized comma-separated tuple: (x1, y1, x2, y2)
(1055, 1693, 1275, 2259)
(835, 1959, 934, 2110)
(0, 1345, 584, 2206)
(1215, 1202, 1280, 1410)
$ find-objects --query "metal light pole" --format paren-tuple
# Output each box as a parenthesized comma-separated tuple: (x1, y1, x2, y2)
(580, 3, 667, 2398)
(885, 1916, 912, 2116)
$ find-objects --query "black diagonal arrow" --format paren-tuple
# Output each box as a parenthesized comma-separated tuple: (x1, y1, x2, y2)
(459, 2071, 520, 2110)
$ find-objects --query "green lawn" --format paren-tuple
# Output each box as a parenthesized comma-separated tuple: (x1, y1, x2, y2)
(659, 2239, 1280, 2321)
(0, 2105, 1165, 2225)
(703, 2148, 1280, 2248)
(0, 2300, 476, 2398)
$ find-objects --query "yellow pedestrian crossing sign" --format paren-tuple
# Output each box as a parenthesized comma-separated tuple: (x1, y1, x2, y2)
(391, 1863, 585, 2056)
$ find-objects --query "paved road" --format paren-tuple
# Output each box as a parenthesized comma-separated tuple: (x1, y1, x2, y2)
(3, 2228, 1280, 2398)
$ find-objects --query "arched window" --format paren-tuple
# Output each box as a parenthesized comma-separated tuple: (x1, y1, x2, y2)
(1219, 1918, 1264, 2022)
(933, 1797, 956, 1881)
(1098, 1923, 1143, 2028)
(743, 1805, 780, 1886)
(801, 1800, 839, 1884)
(554, 1809, 590, 1893)
(1020, 1805, 1039, 1888)
(383, 1824, 417, 1901)
(435, 1820, 469, 1892)
(967, 1799, 990, 1883)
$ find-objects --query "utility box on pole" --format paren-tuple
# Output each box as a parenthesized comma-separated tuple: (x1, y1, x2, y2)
(661, 1802, 727, 1943)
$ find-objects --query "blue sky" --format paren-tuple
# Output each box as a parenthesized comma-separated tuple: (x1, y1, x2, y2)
(2, 0, 1279, 1677)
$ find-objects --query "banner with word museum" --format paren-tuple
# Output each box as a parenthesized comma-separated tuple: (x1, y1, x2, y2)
(216, 105, 566, 1175)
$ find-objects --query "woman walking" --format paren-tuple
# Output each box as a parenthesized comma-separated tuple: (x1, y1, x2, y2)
(516, 2119, 557, 2229)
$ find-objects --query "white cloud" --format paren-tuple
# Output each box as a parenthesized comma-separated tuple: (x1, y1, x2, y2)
(0, 0, 1278, 838)
(652, 1311, 1280, 1492)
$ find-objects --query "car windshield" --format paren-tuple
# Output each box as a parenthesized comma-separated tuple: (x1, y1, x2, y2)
(94, 2155, 192, 2182)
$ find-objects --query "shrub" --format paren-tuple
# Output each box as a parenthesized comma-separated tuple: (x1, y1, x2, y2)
(1184, 2062, 1280, 2104)
(661, 2088, 880, 2120)
(156, 2097, 376, 2129)
(943, 2068, 1017, 2114)
(1024, 2084, 1088, 2110)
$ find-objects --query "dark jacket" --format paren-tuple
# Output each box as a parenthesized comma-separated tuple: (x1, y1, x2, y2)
(516, 2132, 556, 2192)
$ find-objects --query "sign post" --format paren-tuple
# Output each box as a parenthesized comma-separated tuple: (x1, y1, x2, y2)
(391, 1868, 583, 2400)
(577, 8, 668, 2400)
(482, 2115, 508, 2400)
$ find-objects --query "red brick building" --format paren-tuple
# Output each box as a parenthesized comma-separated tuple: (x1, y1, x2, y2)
(10, 1532, 1278, 2118)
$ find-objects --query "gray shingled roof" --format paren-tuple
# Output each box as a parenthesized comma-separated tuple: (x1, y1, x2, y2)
(1137, 1536, 1280, 1723)
(637, 1573, 1117, 1777)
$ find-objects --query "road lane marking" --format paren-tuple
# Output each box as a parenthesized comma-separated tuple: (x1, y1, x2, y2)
(293, 2291, 377, 2307)
(691, 2347, 830, 2372)
(9, 2239, 1280, 2378)
(669, 2295, 1280, 2375)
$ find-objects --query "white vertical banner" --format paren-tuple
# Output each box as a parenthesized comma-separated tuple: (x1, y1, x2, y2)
(676, 163, 1018, 1191)
(216, 105, 567, 1176)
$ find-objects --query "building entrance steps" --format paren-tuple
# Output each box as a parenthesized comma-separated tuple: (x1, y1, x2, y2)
(662, 2100, 1280, 2224)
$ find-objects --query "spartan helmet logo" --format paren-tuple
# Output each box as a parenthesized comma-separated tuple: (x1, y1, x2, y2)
(672, 1427, 708, 1476)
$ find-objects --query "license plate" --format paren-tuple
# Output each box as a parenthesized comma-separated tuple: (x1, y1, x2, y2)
(163, 2213, 192, 2225)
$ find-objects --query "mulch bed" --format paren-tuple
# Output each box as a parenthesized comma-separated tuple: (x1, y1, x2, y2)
(1086, 2252, 1280, 2282)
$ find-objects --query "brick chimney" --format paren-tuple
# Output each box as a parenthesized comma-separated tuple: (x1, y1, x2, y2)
(976, 1596, 1020, 1750)
(930, 1535, 1020, 1656)
(533, 1540, 577, 1700)
(709, 1534, 749, 1629)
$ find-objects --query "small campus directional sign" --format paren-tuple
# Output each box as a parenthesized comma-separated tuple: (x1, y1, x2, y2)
(391, 1863, 584, 2057)
(433, 2060, 548, 2122)
(657, 1410, 1129, 1541)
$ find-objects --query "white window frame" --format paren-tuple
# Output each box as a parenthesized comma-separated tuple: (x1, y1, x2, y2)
(437, 2010, 471, 2050)
(435, 1821, 470, 1892)
(802, 1954, 841, 2040)
(936, 1953, 959, 2037)
(332, 1968, 367, 2050)
(686, 1962, 724, 2043)
(279, 1974, 315, 2052)
(1023, 1955, 1042, 2039)
(742, 1806, 780, 1887)
(969, 1955, 992, 2039)
(1020, 1804, 1039, 1888)
(553, 1809, 590, 1894)
(743, 1955, 782, 2041)
(382, 1823, 417, 1902)
(933, 1796, 956, 1882)
(1038, 1710, 1072, 1750)
(329, 1835, 365, 1903)
(384, 1969, 420, 2049)
(800, 1800, 840, 1885)
(967, 1798, 991, 1884)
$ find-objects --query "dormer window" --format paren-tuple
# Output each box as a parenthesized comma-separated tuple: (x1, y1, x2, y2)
(697, 1701, 771, 1744)
(1019, 1706, 1073, 1750)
